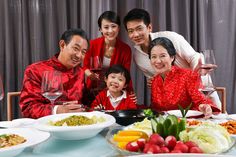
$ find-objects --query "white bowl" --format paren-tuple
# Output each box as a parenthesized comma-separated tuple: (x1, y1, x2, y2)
(34, 111, 116, 140)
(0, 128, 50, 157)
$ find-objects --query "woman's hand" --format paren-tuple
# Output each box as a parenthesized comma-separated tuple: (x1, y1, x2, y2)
(56, 101, 85, 114)
(147, 77, 154, 88)
(199, 104, 212, 119)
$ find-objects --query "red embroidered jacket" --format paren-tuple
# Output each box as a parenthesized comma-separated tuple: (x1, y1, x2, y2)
(19, 54, 85, 119)
(151, 66, 220, 112)
(83, 36, 132, 90)
(90, 89, 137, 110)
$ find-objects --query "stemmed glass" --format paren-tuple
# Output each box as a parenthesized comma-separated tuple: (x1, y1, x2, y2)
(0, 75, 4, 100)
(199, 50, 216, 96)
(90, 56, 102, 73)
(41, 71, 63, 105)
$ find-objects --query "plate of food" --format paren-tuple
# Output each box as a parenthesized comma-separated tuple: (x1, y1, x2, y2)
(34, 111, 116, 140)
(0, 128, 50, 157)
(167, 110, 203, 118)
(106, 118, 236, 156)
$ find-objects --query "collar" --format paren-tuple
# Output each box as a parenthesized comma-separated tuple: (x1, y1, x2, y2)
(106, 90, 127, 103)
(134, 33, 154, 56)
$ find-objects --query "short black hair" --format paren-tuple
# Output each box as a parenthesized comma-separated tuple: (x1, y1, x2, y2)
(105, 64, 131, 85)
(123, 8, 151, 30)
(98, 11, 121, 29)
(60, 28, 89, 47)
(149, 37, 176, 64)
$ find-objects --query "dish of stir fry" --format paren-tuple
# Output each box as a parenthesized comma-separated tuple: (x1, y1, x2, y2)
(50, 115, 106, 126)
(0, 134, 26, 148)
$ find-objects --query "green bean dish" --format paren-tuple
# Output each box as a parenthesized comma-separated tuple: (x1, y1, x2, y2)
(50, 115, 105, 126)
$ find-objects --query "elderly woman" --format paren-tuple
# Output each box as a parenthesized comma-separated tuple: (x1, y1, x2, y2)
(149, 37, 220, 118)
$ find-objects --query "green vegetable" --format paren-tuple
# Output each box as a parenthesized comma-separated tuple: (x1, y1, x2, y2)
(179, 122, 232, 153)
(178, 103, 192, 118)
(144, 110, 186, 139)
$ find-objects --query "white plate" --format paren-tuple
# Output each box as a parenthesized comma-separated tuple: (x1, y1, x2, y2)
(167, 110, 203, 118)
(130, 154, 236, 157)
(0, 128, 50, 157)
(0, 118, 36, 128)
(34, 111, 116, 140)
(228, 114, 236, 120)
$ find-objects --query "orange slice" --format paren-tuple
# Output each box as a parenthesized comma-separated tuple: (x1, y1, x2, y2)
(113, 134, 140, 142)
(117, 130, 148, 139)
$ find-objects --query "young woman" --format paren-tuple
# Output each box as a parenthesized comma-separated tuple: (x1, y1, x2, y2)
(83, 11, 133, 104)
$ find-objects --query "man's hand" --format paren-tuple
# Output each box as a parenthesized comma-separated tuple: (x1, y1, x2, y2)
(56, 101, 85, 114)
(85, 69, 100, 80)
(129, 91, 137, 104)
(147, 77, 154, 88)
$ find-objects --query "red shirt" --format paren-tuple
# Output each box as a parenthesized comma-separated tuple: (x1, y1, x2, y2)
(151, 66, 220, 112)
(83, 37, 132, 90)
(90, 89, 137, 110)
(19, 54, 85, 119)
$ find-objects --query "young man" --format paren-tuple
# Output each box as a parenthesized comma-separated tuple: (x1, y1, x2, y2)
(123, 8, 221, 110)
(20, 28, 89, 118)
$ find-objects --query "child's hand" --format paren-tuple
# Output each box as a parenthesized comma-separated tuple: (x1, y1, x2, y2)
(94, 104, 106, 111)
(199, 104, 212, 119)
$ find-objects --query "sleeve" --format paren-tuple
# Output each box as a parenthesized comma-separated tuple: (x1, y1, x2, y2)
(19, 67, 52, 119)
(169, 32, 200, 69)
(186, 71, 220, 112)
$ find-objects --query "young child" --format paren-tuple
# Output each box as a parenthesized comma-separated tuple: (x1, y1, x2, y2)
(90, 64, 137, 110)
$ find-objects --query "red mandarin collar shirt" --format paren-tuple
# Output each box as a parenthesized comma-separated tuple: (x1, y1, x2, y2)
(90, 89, 137, 110)
(151, 66, 220, 112)
(19, 54, 85, 119)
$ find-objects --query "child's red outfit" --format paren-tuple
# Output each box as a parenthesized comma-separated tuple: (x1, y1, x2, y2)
(91, 89, 137, 110)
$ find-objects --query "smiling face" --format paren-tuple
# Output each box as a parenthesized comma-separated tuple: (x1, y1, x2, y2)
(150, 45, 174, 75)
(126, 20, 152, 47)
(105, 72, 127, 95)
(58, 35, 88, 69)
(100, 19, 120, 42)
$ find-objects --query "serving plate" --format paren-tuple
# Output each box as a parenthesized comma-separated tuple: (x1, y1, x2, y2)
(34, 111, 116, 140)
(106, 125, 236, 156)
(0, 128, 50, 157)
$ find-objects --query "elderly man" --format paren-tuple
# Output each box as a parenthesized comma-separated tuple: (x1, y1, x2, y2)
(20, 28, 89, 118)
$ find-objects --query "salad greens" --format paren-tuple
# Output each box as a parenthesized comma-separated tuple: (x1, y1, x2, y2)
(179, 122, 232, 153)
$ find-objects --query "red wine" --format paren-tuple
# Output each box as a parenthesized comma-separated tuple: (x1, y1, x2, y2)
(199, 87, 215, 96)
(91, 69, 102, 73)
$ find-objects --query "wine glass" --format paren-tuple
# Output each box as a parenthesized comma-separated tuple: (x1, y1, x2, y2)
(199, 50, 216, 96)
(0, 75, 4, 100)
(90, 56, 102, 73)
(41, 71, 63, 105)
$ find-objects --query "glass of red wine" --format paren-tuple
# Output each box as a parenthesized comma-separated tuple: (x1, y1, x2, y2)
(90, 56, 102, 73)
(41, 71, 63, 105)
(199, 50, 216, 96)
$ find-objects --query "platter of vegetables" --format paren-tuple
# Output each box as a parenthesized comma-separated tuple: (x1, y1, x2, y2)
(106, 109, 236, 155)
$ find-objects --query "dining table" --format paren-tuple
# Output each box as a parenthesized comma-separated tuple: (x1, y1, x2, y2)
(2, 114, 236, 157)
